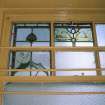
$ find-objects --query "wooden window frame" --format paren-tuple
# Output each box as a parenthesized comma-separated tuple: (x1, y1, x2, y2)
(0, 14, 105, 83)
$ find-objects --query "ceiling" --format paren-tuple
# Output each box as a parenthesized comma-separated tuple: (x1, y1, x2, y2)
(0, 0, 105, 8)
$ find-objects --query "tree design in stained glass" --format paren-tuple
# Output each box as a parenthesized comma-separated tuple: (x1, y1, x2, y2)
(11, 52, 50, 76)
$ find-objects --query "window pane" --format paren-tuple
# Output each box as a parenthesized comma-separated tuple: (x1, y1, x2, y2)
(16, 42, 49, 46)
(16, 28, 31, 41)
(9, 51, 50, 76)
(55, 52, 96, 69)
(99, 52, 105, 76)
(55, 42, 72, 46)
(16, 28, 50, 41)
(102, 71, 105, 76)
(96, 24, 105, 46)
(16, 42, 30, 46)
(55, 23, 93, 47)
(5, 83, 105, 105)
(11, 23, 50, 46)
(76, 42, 93, 46)
(99, 52, 105, 68)
(31, 42, 49, 46)
(56, 71, 96, 76)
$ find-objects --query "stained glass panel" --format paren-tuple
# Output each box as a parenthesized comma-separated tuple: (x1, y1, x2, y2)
(11, 23, 50, 46)
(9, 51, 50, 76)
(55, 23, 93, 46)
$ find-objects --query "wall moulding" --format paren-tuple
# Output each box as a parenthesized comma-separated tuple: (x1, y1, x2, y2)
(0, 8, 104, 22)
(1, 8, 105, 14)
(2, 14, 105, 23)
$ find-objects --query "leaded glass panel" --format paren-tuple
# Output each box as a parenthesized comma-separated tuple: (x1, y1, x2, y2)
(11, 23, 50, 46)
(9, 51, 50, 76)
(54, 23, 93, 46)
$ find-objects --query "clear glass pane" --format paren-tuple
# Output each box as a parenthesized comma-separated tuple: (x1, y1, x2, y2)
(100, 50, 105, 76)
(102, 70, 105, 76)
(16, 42, 30, 46)
(16, 42, 49, 46)
(55, 42, 93, 47)
(55, 23, 93, 46)
(32, 42, 49, 46)
(99, 52, 105, 68)
(9, 51, 50, 76)
(55, 42, 72, 46)
(56, 52, 96, 69)
(16, 28, 31, 41)
(76, 42, 93, 46)
(96, 24, 105, 46)
(56, 71, 96, 76)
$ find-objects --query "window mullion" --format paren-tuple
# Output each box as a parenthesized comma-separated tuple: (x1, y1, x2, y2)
(51, 22, 56, 76)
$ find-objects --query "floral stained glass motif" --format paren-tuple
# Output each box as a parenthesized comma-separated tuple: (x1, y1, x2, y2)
(55, 23, 93, 46)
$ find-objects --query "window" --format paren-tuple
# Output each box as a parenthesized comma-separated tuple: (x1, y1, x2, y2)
(9, 22, 105, 76)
